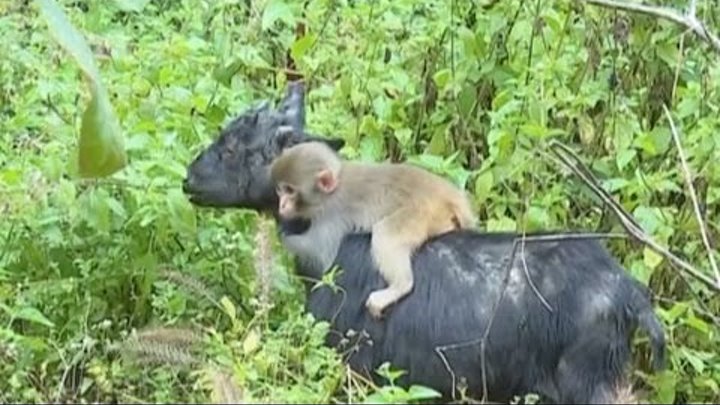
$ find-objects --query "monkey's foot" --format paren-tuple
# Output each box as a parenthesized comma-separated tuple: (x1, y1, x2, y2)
(365, 290, 397, 320)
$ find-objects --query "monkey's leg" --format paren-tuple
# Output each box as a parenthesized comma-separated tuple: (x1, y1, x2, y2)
(366, 209, 429, 319)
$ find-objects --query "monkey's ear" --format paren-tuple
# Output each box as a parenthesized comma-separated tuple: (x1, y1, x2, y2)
(307, 136, 345, 151)
(315, 169, 338, 193)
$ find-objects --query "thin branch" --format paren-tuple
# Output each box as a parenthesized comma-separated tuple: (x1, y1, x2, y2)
(548, 140, 720, 293)
(520, 232, 554, 313)
(580, 0, 720, 54)
(662, 104, 720, 288)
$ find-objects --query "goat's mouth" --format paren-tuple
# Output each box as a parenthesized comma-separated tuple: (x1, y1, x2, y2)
(181, 178, 228, 208)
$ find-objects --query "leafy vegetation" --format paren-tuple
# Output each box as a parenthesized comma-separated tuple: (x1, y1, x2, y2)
(1, 0, 719, 403)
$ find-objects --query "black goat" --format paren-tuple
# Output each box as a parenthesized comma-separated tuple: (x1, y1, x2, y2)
(182, 82, 665, 403)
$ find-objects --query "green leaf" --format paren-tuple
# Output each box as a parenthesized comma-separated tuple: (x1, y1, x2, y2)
(38, 0, 127, 178)
(220, 296, 237, 321)
(393, 128, 412, 147)
(615, 148, 636, 171)
(37, 0, 100, 79)
(660, 301, 689, 323)
(261, 1, 295, 31)
(290, 33, 317, 62)
(242, 328, 261, 354)
(650, 370, 676, 404)
(474, 170, 494, 204)
(78, 81, 128, 177)
(521, 124, 565, 139)
(487, 215, 516, 232)
(407, 385, 442, 400)
(13, 307, 55, 328)
(432, 69, 451, 90)
(112, 0, 150, 12)
(458, 85, 476, 117)
(212, 60, 242, 87)
(681, 347, 706, 373)
(633, 206, 662, 235)
(427, 129, 447, 155)
(643, 247, 663, 269)
(684, 312, 710, 335)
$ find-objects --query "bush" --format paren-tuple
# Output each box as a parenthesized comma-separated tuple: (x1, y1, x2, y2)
(0, 0, 718, 402)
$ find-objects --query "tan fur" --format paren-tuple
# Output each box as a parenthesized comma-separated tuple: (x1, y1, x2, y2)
(270, 141, 477, 319)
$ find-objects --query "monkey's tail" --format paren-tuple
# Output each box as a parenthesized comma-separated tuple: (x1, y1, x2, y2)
(636, 304, 666, 372)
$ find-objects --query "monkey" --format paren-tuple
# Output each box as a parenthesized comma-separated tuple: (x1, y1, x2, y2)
(269, 141, 477, 319)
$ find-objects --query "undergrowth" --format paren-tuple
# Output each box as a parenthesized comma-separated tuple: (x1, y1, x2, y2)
(1, 0, 719, 403)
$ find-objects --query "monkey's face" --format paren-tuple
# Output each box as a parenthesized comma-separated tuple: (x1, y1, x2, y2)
(276, 182, 302, 219)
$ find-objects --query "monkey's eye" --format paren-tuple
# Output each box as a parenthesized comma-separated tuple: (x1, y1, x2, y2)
(277, 183, 295, 196)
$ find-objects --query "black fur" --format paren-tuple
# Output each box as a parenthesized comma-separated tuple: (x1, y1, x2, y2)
(183, 82, 666, 403)
(296, 228, 665, 403)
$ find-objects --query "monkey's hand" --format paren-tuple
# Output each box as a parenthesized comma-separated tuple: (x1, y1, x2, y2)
(365, 290, 396, 320)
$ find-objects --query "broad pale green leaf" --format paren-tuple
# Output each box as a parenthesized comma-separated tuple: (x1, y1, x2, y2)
(37, 0, 100, 79)
(407, 385, 442, 400)
(290, 33, 316, 62)
(474, 170, 494, 204)
(113, 0, 150, 12)
(685, 313, 710, 335)
(643, 246, 664, 269)
(432, 69, 451, 90)
(242, 328, 261, 354)
(37, 0, 127, 178)
(393, 128, 412, 147)
(615, 148, 636, 171)
(78, 81, 127, 177)
(487, 215, 516, 232)
(220, 296, 237, 321)
(681, 347, 706, 373)
(13, 306, 55, 328)
(427, 129, 447, 155)
(261, 1, 295, 31)
(633, 206, 662, 235)
(651, 370, 676, 404)
(212, 60, 243, 87)
(662, 301, 689, 323)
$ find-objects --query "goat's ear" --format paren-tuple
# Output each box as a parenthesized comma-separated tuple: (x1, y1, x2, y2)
(307, 136, 345, 151)
(280, 81, 306, 131)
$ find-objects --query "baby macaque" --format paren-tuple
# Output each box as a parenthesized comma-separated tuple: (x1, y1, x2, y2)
(269, 141, 477, 319)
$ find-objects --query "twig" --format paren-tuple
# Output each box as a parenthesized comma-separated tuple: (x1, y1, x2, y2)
(579, 0, 720, 54)
(548, 140, 720, 293)
(662, 105, 720, 287)
(520, 232, 554, 313)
